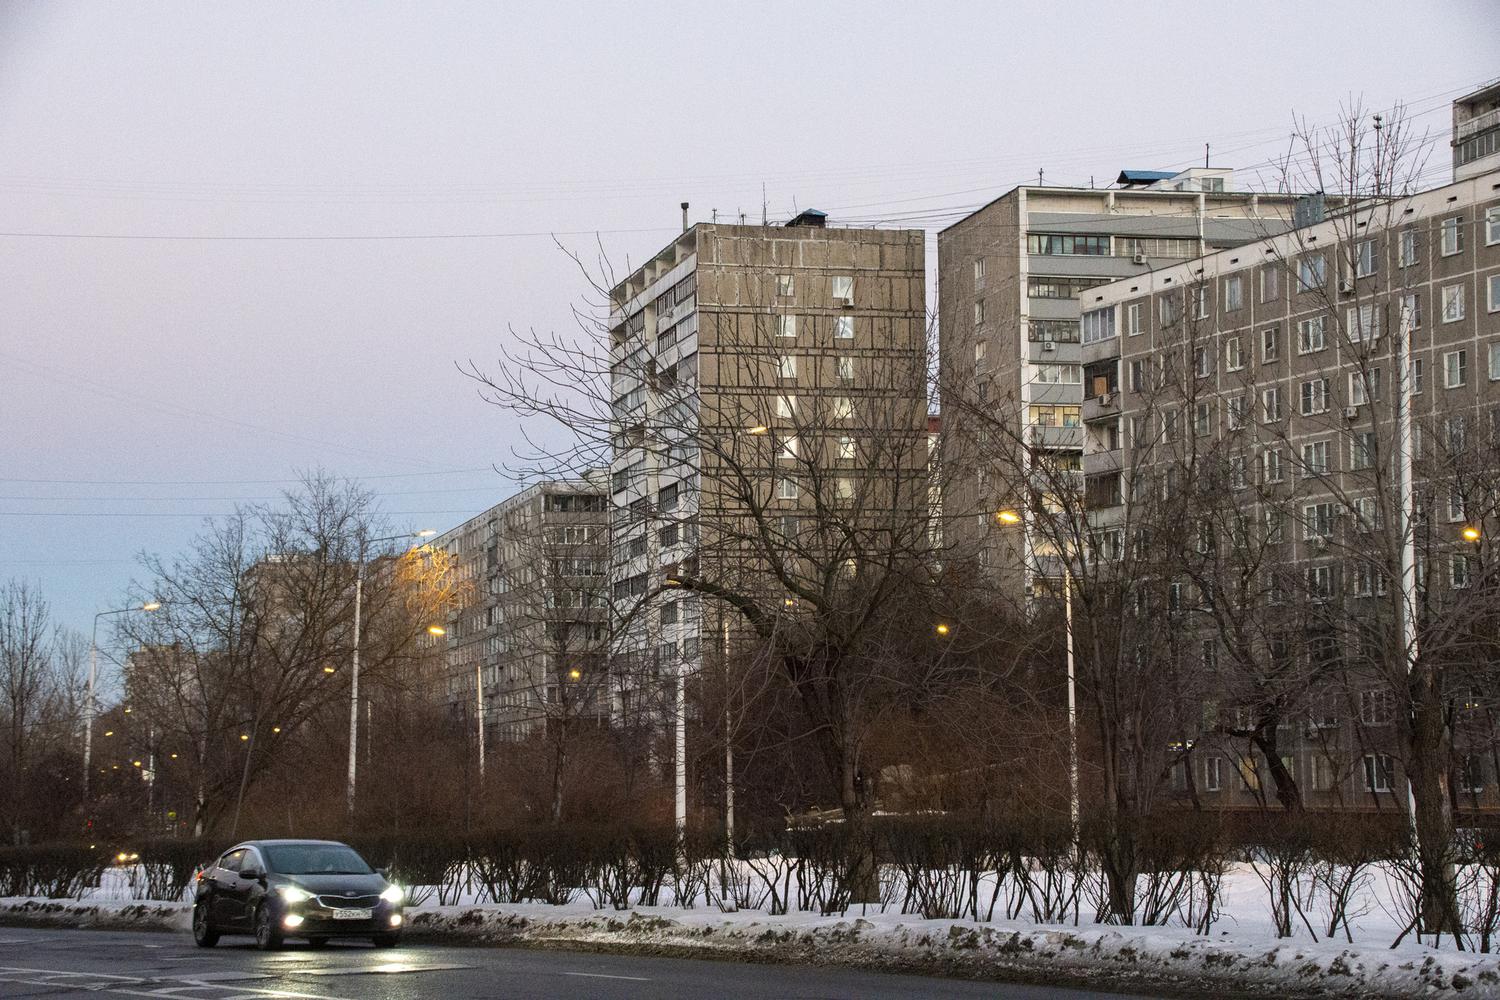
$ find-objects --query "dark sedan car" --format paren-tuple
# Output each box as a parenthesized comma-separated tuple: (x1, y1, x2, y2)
(192, 839, 405, 950)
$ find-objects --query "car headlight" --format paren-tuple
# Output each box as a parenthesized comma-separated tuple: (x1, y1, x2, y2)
(380, 885, 404, 904)
(278, 886, 312, 904)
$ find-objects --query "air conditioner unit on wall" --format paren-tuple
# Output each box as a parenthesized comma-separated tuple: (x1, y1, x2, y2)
(1344, 406, 1360, 419)
(1339, 279, 1355, 294)
(1133, 253, 1147, 264)
(1042, 341, 1056, 351)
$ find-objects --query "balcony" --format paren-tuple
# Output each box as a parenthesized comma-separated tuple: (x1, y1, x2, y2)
(1027, 423, 1083, 450)
(1457, 107, 1500, 141)
(1082, 391, 1120, 424)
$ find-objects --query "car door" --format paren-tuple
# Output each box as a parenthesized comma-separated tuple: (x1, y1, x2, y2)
(224, 848, 264, 929)
(209, 850, 244, 926)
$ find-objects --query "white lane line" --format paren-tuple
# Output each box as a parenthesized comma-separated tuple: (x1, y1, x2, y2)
(0, 964, 363, 1000)
(563, 971, 653, 982)
(301, 962, 473, 977)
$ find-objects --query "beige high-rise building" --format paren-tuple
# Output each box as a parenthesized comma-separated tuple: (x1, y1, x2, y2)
(937, 170, 1303, 598)
(1454, 78, 1500, 182)
(606, 212, 929, 723)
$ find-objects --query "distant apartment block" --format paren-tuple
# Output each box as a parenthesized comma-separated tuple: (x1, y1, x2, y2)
(434, 473, 608, 743)
(1454, 79, 1500, 182)
(937, 169, 1303, 597)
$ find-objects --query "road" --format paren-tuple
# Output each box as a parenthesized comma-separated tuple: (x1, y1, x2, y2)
(0, 926, 1158, 999)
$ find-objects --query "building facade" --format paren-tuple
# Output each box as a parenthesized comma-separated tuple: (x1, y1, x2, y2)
(1079, 167, 1500, 809)
(937, 170, 1303, 598)
(606, 214, 929, 725)
(1454, 79, 1500, 183)
(434, 474, 608, 744)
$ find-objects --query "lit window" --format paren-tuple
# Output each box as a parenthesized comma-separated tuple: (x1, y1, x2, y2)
(776, 394, 795, 418)
(835, 315, 854, 340)
(833, 397, 854, 420)
(838, 436, 856, 460)
(777, 315, 797, 338)
(779, 435, 798, 459)
(838, 355, 855, 380)
(835, 477, 855, 500)
(776, 273, 794, 297)
(776, 355, 796, 379)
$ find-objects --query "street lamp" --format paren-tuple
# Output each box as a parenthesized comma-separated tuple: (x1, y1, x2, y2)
(1462, 526, 1481, 543)
(347, 530, 435, 816)
(85, 600, 162, 794)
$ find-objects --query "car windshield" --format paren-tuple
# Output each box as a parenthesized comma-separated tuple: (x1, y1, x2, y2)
(262, 844, 372, 876)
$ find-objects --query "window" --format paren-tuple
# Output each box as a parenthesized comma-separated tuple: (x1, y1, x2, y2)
(1360, 689, 1394, 726)
(837, 355, 855, 381)
(1260, 265, 1279, 302)
(831, 275, 853, 305)
(776, 273, 794, 297)
(1441, 216, 1463, 257)
(776, 354, 797, 379)
(1411, 358, 1425, 395)
(1194, 346, 1212, 378)
(1262, 386, 1283, 422)
(1353, 495, 1381, 532)
(1299, 377, 1330, 415)
(1261, 326, 1279, 361)
(660, 601, 678, 625)
(1302, 501, 1336, 540)
(1224, 275, 1243, 311)
(1488, 207, 1500, 246)
(1445, 350, 1468, 388)
(1301, 440, 1329, 477)
(1355, 238, 1377, 277)
(1081, 307, 1116, 344)
(1445, 415, 1467, 452)
(1229, 454, 1246, 489)
(776, 393, 795, 418)
(1194, 284, 1209, 320)
(1350, 431, 1376, 470)
(776, 476, 799, 500)
(838, 436, 856, 460)
(1158, 292, 1180, 326)
(1451, 553, 1471, 589)
(779, 435, 798, 459)
(1204, 757, 1223, 792)
(972, 257, 986, 285)
(1306, 564, 1333, 599)
(1261, 448, 1285, 484)
(1401, 293, 1422, 329)
(1034, 364, 1082, 384)
(1228, 395, 1247, 430)
(1264, 505, 1285, 542)
(777, 314, 797, 338)
(1026, 233, 1110, 255)
(1346, 303, 1381, 343)
(1297, 254, 1326, 291)
(1490, 343, 1500, 382)
(1442, 283, 1465, 323)
(1126, 302, 1142, 336)
(1128, 359, 1146, 393)
(1461, 756, 1486, 795)
(1364, 754, 1394, 793)
(834, 315, 854, 340)
(657, 482, 680, 511)
(1161, 409, 1179, 443)
(1349, 368, 1380, 406)
(973, 299, 985, 325)
(1488, 273, 1500, 313)
(1195, 401, 1212, 436)
(1225, 336, 1243, 371)
(1297, 316, 1326, 353)
(834, 477, 855, 500)
(833, 396, 854, 420)
(1399, 229, 1418, 268)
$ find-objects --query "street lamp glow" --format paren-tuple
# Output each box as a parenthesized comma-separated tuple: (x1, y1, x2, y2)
(323, 665, 336, 674)
(935, 623, 951, 637)
(239, 734, 249, 742)
(103, 730, 114, 737)
(1462, 526, 1481, 542)
(272, 726, 282, 734)
(996, 510, 1021, 525)
(746, 425, 770, 435)
(415, 529, 438, 538)
(664, 577, 684, 587)
(427, 625, 446, 636)
(568, 668, 582, 680)
(142, 601, 162, 612)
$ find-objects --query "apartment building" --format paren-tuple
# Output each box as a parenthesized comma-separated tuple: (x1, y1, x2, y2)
(433, 473, 608, 744)
(606, 213, 929, 724)
(937, 170, 1302, 598)
(1079, 167, 1500, 809)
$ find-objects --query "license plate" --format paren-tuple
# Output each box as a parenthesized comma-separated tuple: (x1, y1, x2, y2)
(331, 908, 372, 920)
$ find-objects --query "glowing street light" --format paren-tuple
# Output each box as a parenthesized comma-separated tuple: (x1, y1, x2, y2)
(935, 623, 951, 637)
(1462, 526, 1481, 543)
(746, 425, 770, 436)
(85, 600, 163, 794)
(996, 510, 1022, 525)
(427, 625, 446, 636)
(567, 668, 582, 681)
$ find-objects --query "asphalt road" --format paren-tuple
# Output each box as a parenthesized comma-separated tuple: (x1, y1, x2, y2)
(0, 926, 1159, 999)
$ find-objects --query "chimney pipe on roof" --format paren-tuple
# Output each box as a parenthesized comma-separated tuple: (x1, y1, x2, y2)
(681, 202, 689, 233)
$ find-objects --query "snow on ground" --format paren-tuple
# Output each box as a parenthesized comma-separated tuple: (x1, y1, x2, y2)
(3, 863, 1498, 997)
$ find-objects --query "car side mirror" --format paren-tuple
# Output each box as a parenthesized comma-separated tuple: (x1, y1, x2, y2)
(240, 866, 263, 881)
(376, 867, 389, 879)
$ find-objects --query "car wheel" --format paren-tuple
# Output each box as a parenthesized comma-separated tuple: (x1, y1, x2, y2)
(192, 902, 219, 948)
(253, 905, 283, 951)
(307, 937, 329, 949)
(371, 933, 400, 948)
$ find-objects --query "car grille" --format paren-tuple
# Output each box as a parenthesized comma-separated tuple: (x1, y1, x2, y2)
(315, 894, 381, 909)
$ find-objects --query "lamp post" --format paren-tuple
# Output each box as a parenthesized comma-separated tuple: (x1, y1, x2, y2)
(998, 508, 1079, 832)
(347, 530, 436, 817)
(85, 601, 160, 795)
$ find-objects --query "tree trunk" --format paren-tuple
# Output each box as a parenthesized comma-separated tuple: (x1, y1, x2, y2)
(1408, 667, 1461, 937)
(1253, 720, 1304, 813)
(841, 744, 880, 905)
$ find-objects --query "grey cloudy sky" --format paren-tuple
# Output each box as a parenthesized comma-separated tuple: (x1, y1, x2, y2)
(0, 0, 1494, 644)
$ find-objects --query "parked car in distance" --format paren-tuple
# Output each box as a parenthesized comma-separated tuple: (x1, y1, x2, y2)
(192, 839, 404, 950)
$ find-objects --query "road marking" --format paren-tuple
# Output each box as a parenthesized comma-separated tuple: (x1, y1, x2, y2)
(0, 965, 362, 1000)
(563, 971, 653, 982)
(302, 962, 473, 976)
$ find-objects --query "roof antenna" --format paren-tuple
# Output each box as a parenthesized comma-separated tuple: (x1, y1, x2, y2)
(1037, 168, 1044, 186)
(712, 208, 718, 223)
(1204, 143, 1210, 169)
(681, 202, 689, 233)
(762, 183, 768, 226)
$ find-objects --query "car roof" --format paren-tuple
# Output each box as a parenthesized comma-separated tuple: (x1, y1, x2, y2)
(227, 839, 351, 850)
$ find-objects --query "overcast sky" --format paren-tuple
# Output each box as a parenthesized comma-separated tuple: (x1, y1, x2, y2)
(0, 0, 1494, 648)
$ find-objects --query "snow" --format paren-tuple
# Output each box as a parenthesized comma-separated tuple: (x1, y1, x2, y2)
(3, 862, 1498, 997)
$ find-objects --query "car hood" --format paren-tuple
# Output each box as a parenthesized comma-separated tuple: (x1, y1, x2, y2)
(276, 873, 387, 896)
